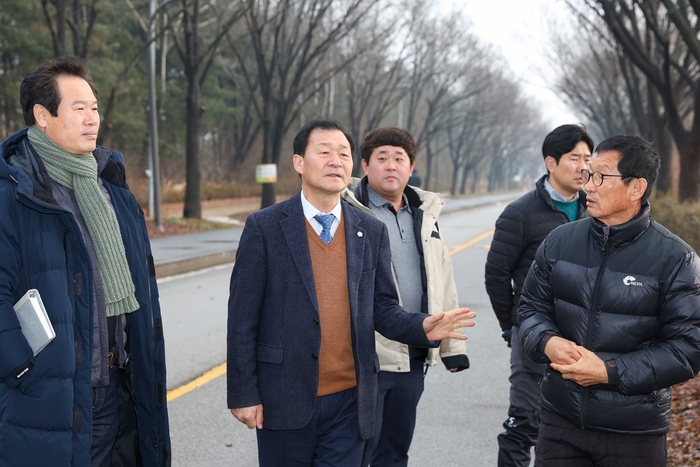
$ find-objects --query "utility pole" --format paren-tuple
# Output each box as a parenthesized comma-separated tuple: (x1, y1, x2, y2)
(147, 0, 163, 231)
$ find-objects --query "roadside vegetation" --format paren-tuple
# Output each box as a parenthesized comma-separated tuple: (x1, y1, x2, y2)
(651, 194, 700, 466)
(651, 194, 700, 253)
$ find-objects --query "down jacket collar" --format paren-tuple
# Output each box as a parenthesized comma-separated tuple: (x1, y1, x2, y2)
(1, 128, 128, 202)
(535, 174, 588, 217)
(589, 202, 651, 249)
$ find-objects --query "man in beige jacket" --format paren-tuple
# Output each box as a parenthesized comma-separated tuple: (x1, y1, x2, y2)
(342, 127, 469, 467)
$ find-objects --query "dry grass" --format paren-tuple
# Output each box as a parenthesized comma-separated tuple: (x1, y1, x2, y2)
(650, 193, 700, 252)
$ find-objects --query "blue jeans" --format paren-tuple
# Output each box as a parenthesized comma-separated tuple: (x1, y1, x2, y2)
(91, 365, 119, 467)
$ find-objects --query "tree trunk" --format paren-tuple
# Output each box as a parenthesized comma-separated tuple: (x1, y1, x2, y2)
(424, 141, 434, 192)
(470, 172, 478, 194)
(350, 122, 364, 177)
(651, 122, 674, 194)
(488, 158, 503, 192)
(259, 114, 286, 209)
(183, 78, 202, 219)
(450, 161, 459, 195)
(678, 141, 700, 202)
(434, 149, 440, 193)
(459, 169, 467, 194)
(665, 86, 700, 202)
(56, 0, 67, 55)
(646, 86, 674, 194)
(261, 183, 277, 209)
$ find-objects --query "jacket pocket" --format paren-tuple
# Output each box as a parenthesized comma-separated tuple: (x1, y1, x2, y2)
(257, 343, 283, 363)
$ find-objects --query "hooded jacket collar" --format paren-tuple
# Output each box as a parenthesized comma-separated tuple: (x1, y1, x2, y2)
(350, 176, 418, 208)
(349, 175, 444, 213)
(1, 129, 125, 204)
(589, 202, 651, 249)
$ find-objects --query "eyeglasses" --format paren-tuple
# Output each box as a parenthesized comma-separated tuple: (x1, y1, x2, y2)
(581, 169, 631, 187)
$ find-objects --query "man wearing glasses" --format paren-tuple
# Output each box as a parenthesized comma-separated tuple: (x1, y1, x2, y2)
(518, 135, 700, 466)
(485, 124, 593, 467)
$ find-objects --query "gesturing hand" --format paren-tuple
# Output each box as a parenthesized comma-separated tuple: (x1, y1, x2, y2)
(231, 404, 264, 430)
(423, 307, 476, 342)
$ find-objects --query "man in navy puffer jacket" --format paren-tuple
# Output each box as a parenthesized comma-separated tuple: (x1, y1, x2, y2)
(518, 135, 700, 467)
(485, 124, 593, 467)
(0, 56, 170, 466)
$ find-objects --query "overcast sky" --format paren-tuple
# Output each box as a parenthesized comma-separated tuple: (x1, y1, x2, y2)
(441, 0, 583, 128)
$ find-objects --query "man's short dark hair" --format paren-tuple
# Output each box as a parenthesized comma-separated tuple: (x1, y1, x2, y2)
(594, 135, 660, 204)
(20, 55, 98, 126)
(293, 119, 355, 156)
(360, 127, 416, 164)
(542, 124, 594, 165)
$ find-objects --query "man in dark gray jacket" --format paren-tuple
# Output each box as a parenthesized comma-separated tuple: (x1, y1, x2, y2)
(485, 124, 593, 467)
(518, 135, 700, 466)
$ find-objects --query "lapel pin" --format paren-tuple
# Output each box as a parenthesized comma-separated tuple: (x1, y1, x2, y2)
(357, 231, 363, 237)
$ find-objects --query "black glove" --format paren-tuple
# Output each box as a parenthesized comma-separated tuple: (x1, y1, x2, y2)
(502, 328, 512, 348)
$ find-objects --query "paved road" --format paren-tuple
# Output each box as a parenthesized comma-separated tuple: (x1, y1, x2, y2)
(150, 192, 524, 278)
(157, 194, 522, 466)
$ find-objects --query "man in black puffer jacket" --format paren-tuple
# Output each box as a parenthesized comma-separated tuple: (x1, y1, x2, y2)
(518, 135, 700, 467)
(485, 124, 593, 467)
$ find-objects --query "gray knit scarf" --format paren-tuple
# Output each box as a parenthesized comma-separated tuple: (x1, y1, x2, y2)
(28, 126, 138, 316)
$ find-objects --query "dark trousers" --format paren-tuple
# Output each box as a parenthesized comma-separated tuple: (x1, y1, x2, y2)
(257, 387, 364, 467)
(498, 325, 548, 467)
(536, 409, 667, 467)
(91, 365, 120, 467)
(361, 358, 425, 467)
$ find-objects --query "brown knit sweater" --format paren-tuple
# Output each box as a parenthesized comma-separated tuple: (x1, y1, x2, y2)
(306, 216, 357, 396)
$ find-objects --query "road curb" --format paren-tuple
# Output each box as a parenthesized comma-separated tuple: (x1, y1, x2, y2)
(156, 250, 237, 278)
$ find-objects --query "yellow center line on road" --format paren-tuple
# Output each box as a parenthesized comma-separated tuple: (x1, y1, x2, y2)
(168, 228, 496, 402)
(449, 229, 494, 256)
(168, 362, 226, 402)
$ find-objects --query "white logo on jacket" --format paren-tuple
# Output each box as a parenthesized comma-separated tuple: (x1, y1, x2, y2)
(623, 275, 643, 287)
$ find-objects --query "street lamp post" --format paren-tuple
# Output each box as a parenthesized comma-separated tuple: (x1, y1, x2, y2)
(147, 0, 163, 232)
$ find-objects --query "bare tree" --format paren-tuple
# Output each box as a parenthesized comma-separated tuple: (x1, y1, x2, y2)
(226, 0, 377, 208)
(390, 4, 497, 192)
(583, 0, 700, 201)
(445, 70, 505, 195)
(481, 77, 547, 193)
(41, 0, 100, 58)
(39, 0, 158, 148)
(342, 40, 408, 175)
(207, 62, 262, 168)
(552, 5, 676, 192)
(165, 0, 247, 218)
(552, 39, 636, 138)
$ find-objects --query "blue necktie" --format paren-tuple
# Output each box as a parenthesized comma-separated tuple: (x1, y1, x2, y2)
(314, 213, 335, 244)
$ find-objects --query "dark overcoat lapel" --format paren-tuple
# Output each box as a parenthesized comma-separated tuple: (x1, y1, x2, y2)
(280, 193, 319, 315)
(342, 201, 367, 325)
